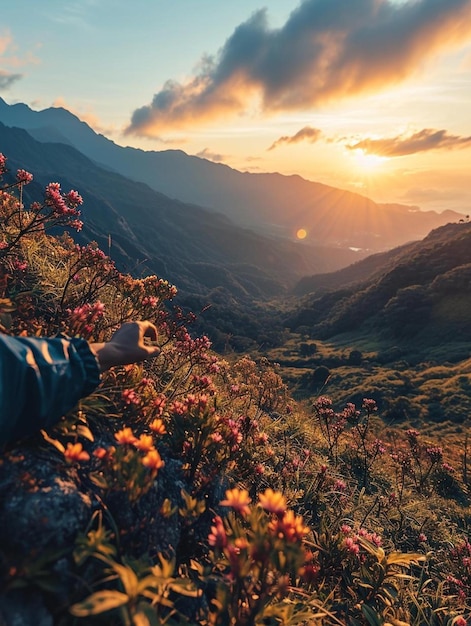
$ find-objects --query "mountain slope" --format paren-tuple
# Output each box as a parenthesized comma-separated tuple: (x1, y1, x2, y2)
(0, 97, 460, 251)
(293, 241, 418, 295)
(0, 122, 362, 300)
(287, 222, 471, 346)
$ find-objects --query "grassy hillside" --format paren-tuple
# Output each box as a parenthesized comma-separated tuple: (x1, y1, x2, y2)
(1, 152, 471, 626)
(287, 222, 471, 345)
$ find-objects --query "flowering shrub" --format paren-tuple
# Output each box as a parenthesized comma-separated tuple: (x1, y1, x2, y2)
(1, 154, 470, 625)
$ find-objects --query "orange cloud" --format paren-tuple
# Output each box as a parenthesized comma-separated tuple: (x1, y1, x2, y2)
(268, 126, 321, 151)
(0, 30, 40, 88)
(0, 32, 13, 56)
(126, 0, 471, 136)
(348, 129, 471, 157)
(0, 31, 21, 88)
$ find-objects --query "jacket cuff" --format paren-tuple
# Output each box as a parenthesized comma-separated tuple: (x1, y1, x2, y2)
(70, 337, 101, 396)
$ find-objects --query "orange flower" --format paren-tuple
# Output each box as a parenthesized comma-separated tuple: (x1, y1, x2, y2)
(115, 427, 137, 445)
(268, 510, 310, 543)
(64, 442, 90, 463)
(220, 488, 251, 516)
(142, 449, 165, 471)
(149, 418, 167, 435)
(258, 488, 287, 515)
(134, 434, 154, 452)
(93, 447, 107, 459)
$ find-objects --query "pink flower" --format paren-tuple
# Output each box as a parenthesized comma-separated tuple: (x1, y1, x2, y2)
(142, 296, 158, 307)
(13, 260, 27, 271)
(65, 189, 83, 207)
(345, 537, 360, 555)
(122, 389, 140, 406)
(16, 169, 33, 184)
(208, 516, 227, 549)
(362, 398, 377, 412)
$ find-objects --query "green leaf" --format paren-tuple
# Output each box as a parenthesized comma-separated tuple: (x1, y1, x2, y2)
(70, 590, 129, 616)
(135, 602, 160, 626)
(361, 604, 382, 626)
(88, 472, 109, 489)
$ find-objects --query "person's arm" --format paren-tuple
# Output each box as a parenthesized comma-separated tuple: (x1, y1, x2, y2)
(0, 321, 160, 446)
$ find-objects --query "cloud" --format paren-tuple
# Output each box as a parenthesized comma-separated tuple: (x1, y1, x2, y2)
(0, 70, 21, 89)
(348, 129, 471, 157)
(0, 32, 13, 56)
(126, 0, 471, 136)
(195, 148, 227, 163)
(0, 32, 22, 89)
(0, 30, 38, 89)
(268, 126, 321, 150)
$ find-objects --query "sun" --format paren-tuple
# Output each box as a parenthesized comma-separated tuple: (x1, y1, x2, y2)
(352, 148, 388, 171)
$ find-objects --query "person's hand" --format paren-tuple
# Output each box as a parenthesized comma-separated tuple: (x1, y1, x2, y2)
(90, 321, 160, 372)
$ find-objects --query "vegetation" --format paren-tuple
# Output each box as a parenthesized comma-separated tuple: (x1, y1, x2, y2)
(287, 221, 471, 344)
(1, 154, 471, 625)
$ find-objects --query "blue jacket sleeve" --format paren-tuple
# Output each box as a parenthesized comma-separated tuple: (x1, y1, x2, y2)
(0, 334, 101, 446)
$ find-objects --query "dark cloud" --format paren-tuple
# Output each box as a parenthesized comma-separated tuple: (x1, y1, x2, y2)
(268, 126, 321, 150)
(126, 0, 471, 136)
(0, 70, 22, 90)
(348, 129, 471, 157)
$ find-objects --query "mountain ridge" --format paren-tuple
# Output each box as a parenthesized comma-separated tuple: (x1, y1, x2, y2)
(287, 221, 471, 348)
(0, 121, 361, 300)
(0, 97, 460, 251)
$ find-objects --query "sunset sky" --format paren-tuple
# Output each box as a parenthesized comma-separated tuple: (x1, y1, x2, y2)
(1, 0, 471, 214)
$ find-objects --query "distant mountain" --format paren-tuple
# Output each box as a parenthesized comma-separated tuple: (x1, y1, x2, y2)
(0, 121, 361, 301)
(0, 98, 460, 252)
(287, 222, 471, 347)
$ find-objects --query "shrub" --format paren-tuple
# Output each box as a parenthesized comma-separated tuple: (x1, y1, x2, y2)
(1, 154, 470, 626)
